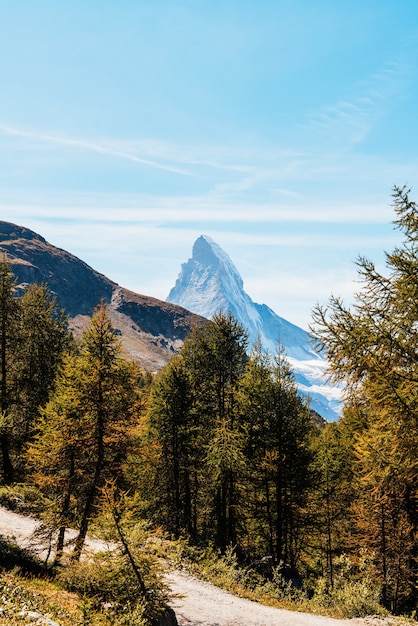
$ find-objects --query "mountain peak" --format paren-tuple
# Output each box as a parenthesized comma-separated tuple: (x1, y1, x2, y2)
(192, 234, 216, 259)
(192, 235, 243, 287)
(167, 235, 342, 421)
(191, 235, 221, 267)
(167, 235, 244, 318)
(193, 234, 229, 264)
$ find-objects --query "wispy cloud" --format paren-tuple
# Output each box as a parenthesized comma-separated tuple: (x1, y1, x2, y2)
(0, 124, 194, 176)
(298, 50, 417, 150)
(1, 193, 394, 225)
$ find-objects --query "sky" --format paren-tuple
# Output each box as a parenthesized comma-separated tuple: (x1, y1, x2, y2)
(1, 1, 418, 330)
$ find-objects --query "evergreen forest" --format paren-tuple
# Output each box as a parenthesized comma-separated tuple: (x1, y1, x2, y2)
(0, 186, 416, 624)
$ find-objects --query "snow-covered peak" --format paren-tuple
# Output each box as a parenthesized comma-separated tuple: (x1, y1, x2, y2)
(192, 235, 244, 290)
(167, 235, 342, 421)
(167, 234, 249, 320)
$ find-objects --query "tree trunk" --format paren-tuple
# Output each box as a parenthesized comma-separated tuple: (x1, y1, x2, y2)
(0, 433, 13, 484)
(55, 450, 75, 565)
(72, 395, 105, 560)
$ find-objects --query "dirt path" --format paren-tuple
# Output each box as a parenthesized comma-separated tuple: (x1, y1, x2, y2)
(0, 507, 397, 626)
(167, 569, 368, 626)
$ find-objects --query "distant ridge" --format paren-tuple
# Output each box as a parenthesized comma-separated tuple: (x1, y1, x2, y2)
(0, 221, 206, 371)
(168, 235, 341, 421)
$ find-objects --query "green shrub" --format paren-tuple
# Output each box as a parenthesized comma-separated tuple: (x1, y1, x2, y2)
(310, 553, 387, 618)
(0, 483, 49, 516)
(58, 543, 168, 626)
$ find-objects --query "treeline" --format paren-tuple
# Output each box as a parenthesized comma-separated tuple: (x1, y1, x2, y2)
(0, 186, 416, 617)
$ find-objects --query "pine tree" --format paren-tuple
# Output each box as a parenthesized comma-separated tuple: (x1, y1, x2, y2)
(27, 352, 85, 562)
(15, 283, 71, 443)
(0, 263, 71, 483)
(146, 355, 196, 536)
(183, 312, 248, 551)
(148, 312, 248, 549)
(308, 421, 354, 588)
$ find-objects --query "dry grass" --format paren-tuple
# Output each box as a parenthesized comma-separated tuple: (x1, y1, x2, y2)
(0, 570, 84, 625)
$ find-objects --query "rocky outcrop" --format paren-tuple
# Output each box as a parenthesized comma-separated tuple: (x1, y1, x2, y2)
(0, 221, 206, 371)
(153, 606, 178, 626)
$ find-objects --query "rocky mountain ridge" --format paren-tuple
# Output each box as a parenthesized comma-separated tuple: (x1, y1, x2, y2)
(168, 235, 341, 420)
(0, 221, 205, 371)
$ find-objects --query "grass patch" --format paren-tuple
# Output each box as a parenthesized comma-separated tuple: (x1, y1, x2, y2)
(0, 535, 159, 625)
(0, 569, 86, 625)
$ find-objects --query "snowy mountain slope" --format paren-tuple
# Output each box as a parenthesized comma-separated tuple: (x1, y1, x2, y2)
(167, 235, 341, 421)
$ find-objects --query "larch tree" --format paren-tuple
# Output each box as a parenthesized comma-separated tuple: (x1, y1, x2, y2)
(0, 262, 71, 484)
(27, 303, 144, 562)
(72, 303, 144, 559)
(311, 186, 418, 612)
(0, 257, 19, 483)
(15, 283, 71, 443)
(308, 420, 354, 588)
(231, 342, 314, 568)
(149, 312, 249, 549)
(27, 352, 85, 563)
(237, 344, 279, 558)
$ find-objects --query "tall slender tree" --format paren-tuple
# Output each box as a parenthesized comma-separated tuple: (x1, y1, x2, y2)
(27, 303, 144, 561)
(239, 344, 313, 567)
(147, 355, 195, 536)
(0, 257, 19, 483)
(308, 421, 354, 588)
(311, 185, 418, 612)
(72, 303, 143, 559)
(16, 283, 71, 441)
(183, 312, 248, 551)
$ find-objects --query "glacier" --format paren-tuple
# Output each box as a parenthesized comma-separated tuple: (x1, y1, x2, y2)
(167, 235, 342, 421)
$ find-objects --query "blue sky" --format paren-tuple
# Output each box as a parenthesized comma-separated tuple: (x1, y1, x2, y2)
(1, 1, 418, 329)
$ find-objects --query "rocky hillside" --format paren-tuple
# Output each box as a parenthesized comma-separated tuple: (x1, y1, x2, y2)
(0, 221, 205, 371)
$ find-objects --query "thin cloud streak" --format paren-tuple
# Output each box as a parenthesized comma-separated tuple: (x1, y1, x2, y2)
(0, 125, 194, 176)
(2, 198, 393, 225)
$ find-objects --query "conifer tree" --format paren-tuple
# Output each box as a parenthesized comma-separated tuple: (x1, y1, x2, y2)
(0, 262, 71, 483)
(239, 344, 313, 567)
(27, 303, 144, 561)
(27, 352, 84, 562)
(16, 283, 71, 442)
(148, 312, 248, 549)
(308, 421, 354, 588)
(146, 355, 196, 536)
(0, 257, 20, 483)
(311, 186, 418, 612)
(183, 312, 248, 550)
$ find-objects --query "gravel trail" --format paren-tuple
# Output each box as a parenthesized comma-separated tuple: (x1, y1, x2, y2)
(0, 507, 398, 626)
